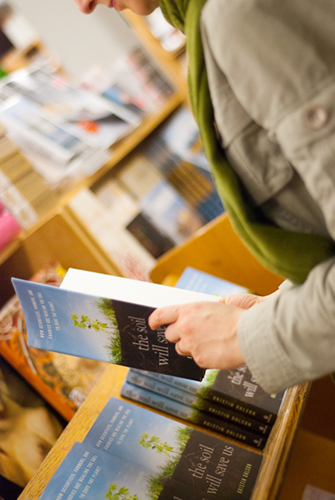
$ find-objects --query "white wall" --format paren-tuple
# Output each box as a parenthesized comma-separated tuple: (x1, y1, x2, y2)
(10, 0, 140, 78)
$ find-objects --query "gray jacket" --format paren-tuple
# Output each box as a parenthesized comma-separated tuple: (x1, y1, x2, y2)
(201, 0, 335, 392)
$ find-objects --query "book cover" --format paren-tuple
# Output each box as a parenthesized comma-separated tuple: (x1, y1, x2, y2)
(121, 380, 267, 450)
(0, 262, 106, 421)
(125, 369, 270, 437)
(137, 368, 285, 425)
(175, 267, 248, 296)
(93, 177, 175, 258)
(117, 154, 204, 245)
(12, 268, 218, 381)
(38, 441, 222, 500)
(83, 397, 262, 499)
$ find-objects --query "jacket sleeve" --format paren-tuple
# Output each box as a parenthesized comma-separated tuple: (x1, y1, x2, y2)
(201, 0, 335, 392)
(238, 259, 335, 393)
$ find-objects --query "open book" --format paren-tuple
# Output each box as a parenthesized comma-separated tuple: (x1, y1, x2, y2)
(12, 269, 217, 381)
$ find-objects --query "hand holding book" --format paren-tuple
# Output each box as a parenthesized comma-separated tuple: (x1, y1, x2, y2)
(148, 299, 245, 369)
(12, 269, 219, 381)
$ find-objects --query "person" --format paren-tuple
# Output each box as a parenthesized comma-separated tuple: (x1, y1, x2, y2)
(73, 0, 335, 394)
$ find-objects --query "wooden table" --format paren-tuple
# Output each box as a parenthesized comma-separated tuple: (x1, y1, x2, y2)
(18, 364, 310, 500)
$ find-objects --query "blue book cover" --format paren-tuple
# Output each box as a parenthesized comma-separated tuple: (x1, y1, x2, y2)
(82, 397, 262, 499)
(37, 441, 213, 500)
(125, 369, 270, 437)
(11, 269, 217, 381)
(175, 267, 248, 296)
(121, 380, 267, 450)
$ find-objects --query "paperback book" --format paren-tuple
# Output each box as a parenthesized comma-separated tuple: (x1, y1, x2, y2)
(82, 396, 262, 499)
(12, 268, 218, 381)
(124, 369, 271, 437)
(37, 441, 212, 500)
(135, 368, 285, 425)
(175, 267, 248, 296)
(121, 380, 267, 449)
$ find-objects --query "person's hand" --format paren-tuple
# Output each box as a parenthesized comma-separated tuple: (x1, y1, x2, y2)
(148, 300, 245, 370)
(148, 290, 280, 370)
(219, 289, 280, 309)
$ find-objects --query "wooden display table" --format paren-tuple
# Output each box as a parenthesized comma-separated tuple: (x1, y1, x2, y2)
(18, 363, 309, 500)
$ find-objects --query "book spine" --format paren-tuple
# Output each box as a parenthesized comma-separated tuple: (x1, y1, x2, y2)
(205, 387, 277, 426)
(121, 381, 267, 450)
(132, 368, 277, 425)
(126, 369, 270, 436)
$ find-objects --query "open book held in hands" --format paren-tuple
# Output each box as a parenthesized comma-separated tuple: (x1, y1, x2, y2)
(12, 269, 218, 381)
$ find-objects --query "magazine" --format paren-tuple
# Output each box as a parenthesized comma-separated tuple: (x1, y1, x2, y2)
(0, 96, 109, 185)
(0, 66, 140, 146)
(12, 268, 218, 380)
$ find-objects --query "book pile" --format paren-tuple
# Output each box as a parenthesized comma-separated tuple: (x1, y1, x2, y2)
(122, 366, 285, 451)
(80, 47, 176, 114)
(37, 396, 263, 500)
(0, 66, 133, 185)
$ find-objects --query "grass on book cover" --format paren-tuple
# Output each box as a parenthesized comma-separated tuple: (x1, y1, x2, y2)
(39, 441, 217, 500)
(83, 397, 262, 499)
(11, 279, 204, 381)
(141, 368, 285, 424)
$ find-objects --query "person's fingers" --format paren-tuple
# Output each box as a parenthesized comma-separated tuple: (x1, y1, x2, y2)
(148, 305, 180, 330)
(175, 341, 190, 357)
(219, 293, 260, 309)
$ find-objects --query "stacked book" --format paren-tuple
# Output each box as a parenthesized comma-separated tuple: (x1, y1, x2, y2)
(37, 396, 263, 500)
(121, 366, 285, 451)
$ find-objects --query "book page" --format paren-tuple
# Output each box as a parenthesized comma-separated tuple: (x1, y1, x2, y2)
(61, 268, 218, 308)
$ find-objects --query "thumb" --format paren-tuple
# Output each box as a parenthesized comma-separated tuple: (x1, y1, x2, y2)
(219, 293, 264, 309)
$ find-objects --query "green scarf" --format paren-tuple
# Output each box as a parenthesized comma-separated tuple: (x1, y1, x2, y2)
(158, 0, 335, 284)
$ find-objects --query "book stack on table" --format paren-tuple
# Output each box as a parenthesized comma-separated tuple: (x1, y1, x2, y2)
(121, 366, 285, 451)
(36, 396, 263, 500)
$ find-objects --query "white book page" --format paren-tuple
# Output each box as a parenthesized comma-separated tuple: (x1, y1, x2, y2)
(61, 268, 218, 308)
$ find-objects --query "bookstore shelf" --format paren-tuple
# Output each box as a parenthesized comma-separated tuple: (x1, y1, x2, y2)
(0, 91, 186, 268)
(0, 207, 122, 308)
(2, 9, 335, 500)
(87, 90, 187, 185)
